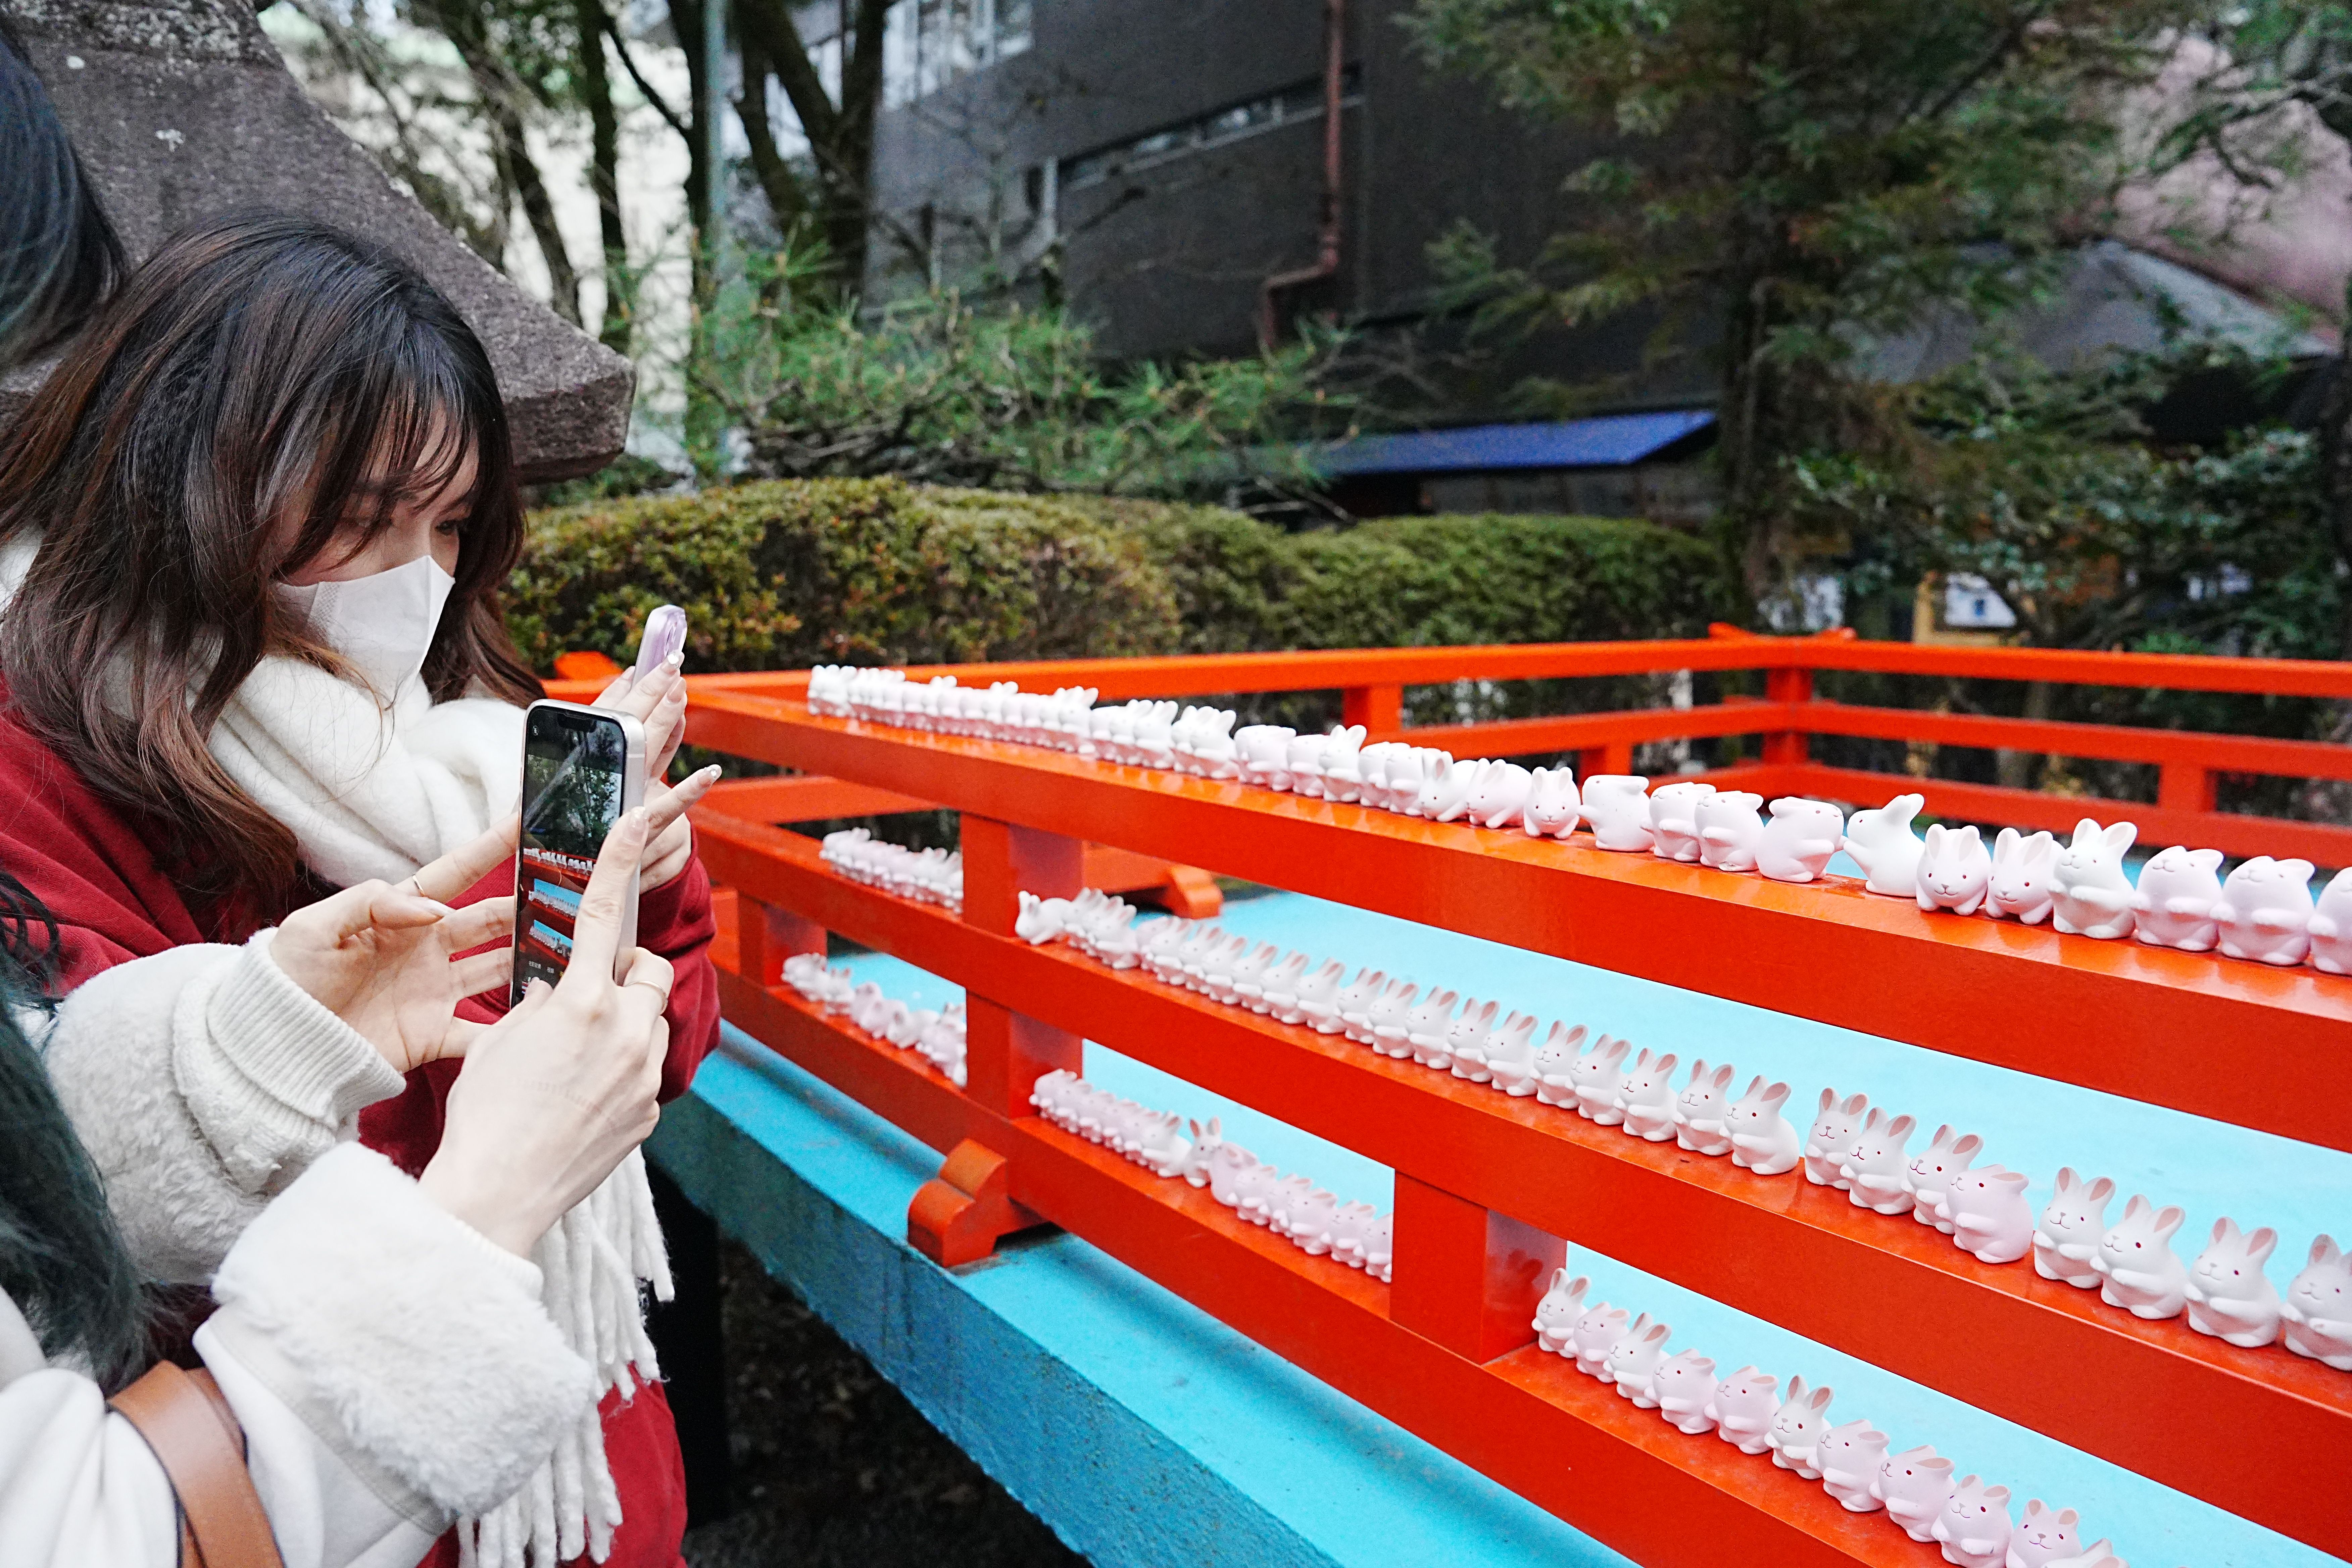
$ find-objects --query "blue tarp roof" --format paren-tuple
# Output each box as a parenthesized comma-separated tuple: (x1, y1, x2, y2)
(1305, 410, 1716, 477)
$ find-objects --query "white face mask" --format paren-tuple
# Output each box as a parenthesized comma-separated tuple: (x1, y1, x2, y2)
(276, 553, 457, 700)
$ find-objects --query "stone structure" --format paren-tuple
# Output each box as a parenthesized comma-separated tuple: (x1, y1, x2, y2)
(0, 0, 632, 481)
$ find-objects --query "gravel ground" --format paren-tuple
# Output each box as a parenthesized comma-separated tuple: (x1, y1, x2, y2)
(680, 1241, 1087, 1568)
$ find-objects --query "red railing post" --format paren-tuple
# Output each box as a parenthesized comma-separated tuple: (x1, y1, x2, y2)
(1762, 664, 1813, 769)
(1344, 682, 1404, 738)
(734, 894, 825, 987)
(2158, 761, 2218, 815)
(1578, 743, 1634, 779)
(1388, 1174, 1564, 1362)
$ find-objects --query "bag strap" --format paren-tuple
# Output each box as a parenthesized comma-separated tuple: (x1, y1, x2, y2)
(109, 1360, 286, 1568)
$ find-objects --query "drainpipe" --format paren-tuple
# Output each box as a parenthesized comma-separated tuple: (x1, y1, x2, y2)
(1258, 0, 1344, 350)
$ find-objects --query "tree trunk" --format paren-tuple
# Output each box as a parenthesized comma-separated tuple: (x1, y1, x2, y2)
(668, 0, 713, 294)
(737, 33, 810, 237)
(576, 0, 632, 351)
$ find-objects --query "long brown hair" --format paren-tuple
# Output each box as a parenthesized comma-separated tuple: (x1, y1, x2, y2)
(0, 212, 541, 909)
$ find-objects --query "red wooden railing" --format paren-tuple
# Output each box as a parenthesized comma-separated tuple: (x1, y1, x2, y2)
(548, 634, 2352, 1567)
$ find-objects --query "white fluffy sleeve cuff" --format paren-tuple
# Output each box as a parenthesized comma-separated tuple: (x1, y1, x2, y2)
(208, 1143, 599, 1521)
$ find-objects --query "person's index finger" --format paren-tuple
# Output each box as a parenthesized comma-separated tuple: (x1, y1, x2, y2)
(644, 766, 721, 837)
(411, 814, 522, 902)
(561, 807, 650, 986)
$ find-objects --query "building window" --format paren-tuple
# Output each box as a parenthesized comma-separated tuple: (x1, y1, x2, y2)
(1061, 65, 1363, 189)
(884, 0, 1033, 107)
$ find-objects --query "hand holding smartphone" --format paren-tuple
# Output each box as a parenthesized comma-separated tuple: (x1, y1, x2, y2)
(512, 699, 645, 1001)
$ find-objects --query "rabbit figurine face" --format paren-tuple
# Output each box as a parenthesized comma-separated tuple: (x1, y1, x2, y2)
(1905, 1125, 1983, 1233)
(1724, 1076, 1801, 1176)
(1652, 1350, 1719, 1434)
(1367, 980, 1422, 1058)
(1605, 1315, 1672, 1407)
(2094, 1194, 2189, 1320)
(1482, 1011, 1542, 1095)
(2132, 845, 2225, 951)
(1205, 1140, 1258, 1206)
(2185, 1216, 2281, 1348)
(2308, 868, 2352, 975)
(1317, 725, 1369, 802)
(1364, 1211, 1394, 1282)
(1648, 780, 1716, 862)
(1402, 987, 1461, 1061)
(1289, 958, 1348, 1029)
(1840, 792, 1927, 897)
(1320, 1200, 1379, 1269)
(1915, 823, 1992, 915)
(1261, 951, 1313, 1019)
(1802, 1089, 1870, 1188)
(1816, 1418, 1888, 1512)
(1572, 1036, 1634, 1124)
(1840, 1110, 1918, 1215)
(1440, 997, 1500, 1076)
(2284, 1235, 2352, 1370)
(1466, 758, 1535, 830)
(2009, 1501, 2083, 1568)
(1871, 1445, 1955, 1541)
(1569, 1301, 1630, 1378)
(1532, 1021, 1589, 1108)
(1694, 790, 1766, 872)
(1983, 827, 2059, 923)
(1226, 942, 1282, 1008)
(1757, 796, 1844, 883)
(1531, 1268, 1591, 1354)
(1672, 1060, 1737, 1157)
(1283, 1187, 1341, 1253)
(1421, 757, 1481, 822)
(1764, 1374, 1832, 1476)
(1582, 775, 1656, 851)
(2051, 818, 2139, 939)
(1141, 1115, 1192, 1179)
(2032, 1167, 2115, 1288)
(1707, 1365, 1778, 1454)
(1929, 1475, 2012, 1568)
(1935, 1165, 2033, 1265)
(1523, 767, 1582, 839)
(2214, 855, 2317, 966)
(1615, 1048, 1681, 1142)
(1336, 968, 1387, 1041)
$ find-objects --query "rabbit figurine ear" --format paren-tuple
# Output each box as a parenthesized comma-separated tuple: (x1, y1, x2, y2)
(2102, 821, 2138, 855)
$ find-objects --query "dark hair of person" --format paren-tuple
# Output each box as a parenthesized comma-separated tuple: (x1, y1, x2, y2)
(0, 17, 126, 370)
(0, 212, 541, 909)
(0, 868, 148, 1389)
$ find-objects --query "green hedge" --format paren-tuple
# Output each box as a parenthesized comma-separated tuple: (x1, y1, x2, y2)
(507, 479, 1737, 683)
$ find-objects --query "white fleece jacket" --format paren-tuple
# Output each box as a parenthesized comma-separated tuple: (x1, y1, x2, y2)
(0, 1142, 595, 1568)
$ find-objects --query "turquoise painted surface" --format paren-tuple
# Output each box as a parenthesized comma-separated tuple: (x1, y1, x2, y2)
(829, 882, 2349, 1568)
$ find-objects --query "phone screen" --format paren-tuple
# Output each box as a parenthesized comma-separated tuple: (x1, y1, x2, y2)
(513, 705, 633, 1000)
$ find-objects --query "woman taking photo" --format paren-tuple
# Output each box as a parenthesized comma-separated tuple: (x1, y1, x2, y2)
(0, 212, 722, 1568)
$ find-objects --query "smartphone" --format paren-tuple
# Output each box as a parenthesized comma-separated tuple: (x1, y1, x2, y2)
(635, 604, 687, 681)
(512, 698, 646, 1002)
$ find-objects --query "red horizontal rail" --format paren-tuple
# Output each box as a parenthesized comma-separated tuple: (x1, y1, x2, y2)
(694, 813, 2352, 1553)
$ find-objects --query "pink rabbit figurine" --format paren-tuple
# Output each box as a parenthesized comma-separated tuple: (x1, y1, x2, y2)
(1873, 1445, 1956, 1541)
(1532, 1021, 1589, 1108)
(1840, 1110, 1918, 1215)
(2132, 845, 2224, 951)
(2184, 1217, 2281, 1347)
(1936, 1165, 2034, 1265)
(2093, 1194, 2189, 1319)
(1649, 780, 1715, 862)
(2032, 1168, 2114, 1288)
(2308, 867, 2352, 974)
(1532, 1268, 1591, 1354)
(1336, 967, 1387, 1042)
(1402, 987, 1462, 1067)
(1906, 1125, 1984, 1234)
(1984, 827, 2059, 924)
(1758, 797, 1844, 883)
(1803, 1089, 1871, 1188)
(1523, 767, 1582, 839)
(1572, 1035, 1633, 1124)
(1466, 758, 1535, 830)
(1765, 1375, 1833, 1477)
(1482, 1011, 1542, 1095)
(2007, 1501, 2082, 1568)
(2283, 1235, 2352, 1369)
(1917, 824, 1993, 915)
(2051, 818, 2138, 940)
(1582, 775, 1655, 851)
(1570, 1301, 1630, 1378)
(1442, 997, 1502, 1079)
(1695, 790, 1766, 872)
(1817, 1418, 1888, 1512)
(1651, 1350, 1719, 1435)
(1706, 1365, 1778, 1454)
(1606, 1315, 1672, 1408)
(1842, 792, 1927, 897)
(1931, 1476, 2012, 1568)
(1615, 1048, 1682, 1142)
(2213, 855, 2316, 966)
(1672, 1060, 1737, 1156)
(1321, 1200, 1380, 1269)
(1725, 1076, 1801, 1176)
(1368, 979, 1421, 1059)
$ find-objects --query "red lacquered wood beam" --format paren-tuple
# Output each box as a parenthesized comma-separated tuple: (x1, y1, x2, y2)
(1370, 702, 1801, 758)
(703, 775, 938, 822)
(1794, 702, 2352, 782)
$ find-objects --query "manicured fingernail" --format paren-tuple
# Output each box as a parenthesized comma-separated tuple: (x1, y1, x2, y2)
(666, 650, 684, 668)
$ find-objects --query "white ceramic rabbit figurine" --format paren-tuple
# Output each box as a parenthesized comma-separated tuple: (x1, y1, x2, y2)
(1279, 1186, 1339, 1251)
(1321, 1201, 1380, 1270)
(1874, 1446, 1957, 1541)
(1226, 941, 1282, 1009)
(2093, 1194, 2189, 1319)
(1725, 1077, 1801, 1176)
(1368, 979, 1421, 1059)
(1649, 780, 1716, 862)
(1336, 967, 1386, 1041)
(1841, 793, 1927, 897)
(1257, 951, 1312, 1018)
(2051, 818, 2138, 939)
(1206, 1141, 1258, 1207)
(2032, 1168, 2115, 1288)
(1420, 757, 1481, 822)
(2131, 845, 2224, 951)
(1532, 1267, 1591, 1354)
(1572, 1035, 1634, 1124)
(1403, 987, 1462, 1067)
(1936, 1165, 2034, 1265)
(1932, 1475, 2013, 1568)
(1480, 1010, 1541, 1094)
(2005, 1501, 2083, 1568)
(1439, 997, 1500, 1076)
(1014, 890, 1070, 944)
(1235, 724, 1297, 788)
(2184, 1217, 2281, 1347)
(2308, 868, 2352, 975)
(2040, 1541, 2125, 1568)
(1840, 1111, 1918, 1216)
(1364, 1211, 1393, 1282)
(1803, 1089, 1871, 1188)
(1672, 1060, 1737, 1156)
(1758, 797, 1845, 883)
(1523, 767, 1582, 839)
(1817, 1418, 1888, 1512)
(1695, 790, 1766, 872)
(1284, 958, 1345, 1029)
(1284, 731, 1327, 797)
(1652, 1350, 1719, 1435)
(2213, 855, 2317, 965)
(1583, 775, 1655, 851)
(2283, 1235, 2352, 1369)
(1906, 1125, 1984, 1233)
(1532, 1021, 1588, 1108)
(1615, 1048, 1681, 1141)
(1570, 1301, 1630, 1378)
(1606, 1315, 1673, 1408)
(1916, 824, 1993, 915)
(1140, 1115, 1192, 1179)
(1318, 725, 1369, 802)
(1466, 758, 1535, 830)
(1984, 827, 2060, 924)
(1707, 1366, 1778, 1454)
(1766, 1375, 1833, 1477)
